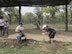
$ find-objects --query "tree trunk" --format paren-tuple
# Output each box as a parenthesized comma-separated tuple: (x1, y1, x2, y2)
(70, 12, 72, 23)
(8, 14, 11, 24)
(35, 20, 40, 29)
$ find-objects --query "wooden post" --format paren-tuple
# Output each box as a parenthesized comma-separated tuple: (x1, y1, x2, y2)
(65, 5, 68, 31)
(19, 6, 21, 23)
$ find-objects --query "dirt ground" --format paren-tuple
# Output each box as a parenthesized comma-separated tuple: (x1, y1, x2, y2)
(0, 33, 72, 48)
(0, 29, 72, 51)
(0, 33, 72, 42)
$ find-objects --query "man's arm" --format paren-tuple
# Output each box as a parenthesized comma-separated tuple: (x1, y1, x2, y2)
(42, 29, 48, 35)
(15, 26, 20, 33)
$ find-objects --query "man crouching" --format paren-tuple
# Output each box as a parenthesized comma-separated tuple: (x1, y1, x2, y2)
(15, 21, 27, 42)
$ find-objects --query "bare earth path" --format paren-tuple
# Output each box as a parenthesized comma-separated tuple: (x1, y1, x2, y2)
(0, 33, 72, 42)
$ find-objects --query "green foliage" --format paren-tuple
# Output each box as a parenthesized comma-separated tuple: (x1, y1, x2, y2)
(22, 12, 36, 24)
(4, 7, 19, 24)
(42, 6, 59, 23)
(34, 7, 43, 25)
(0, 8, 4, 15)
(68, 1, 72, 23)
(43, 6, 59, 16)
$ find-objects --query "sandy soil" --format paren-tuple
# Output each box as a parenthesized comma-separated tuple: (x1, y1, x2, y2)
(0, 33, 72, 42)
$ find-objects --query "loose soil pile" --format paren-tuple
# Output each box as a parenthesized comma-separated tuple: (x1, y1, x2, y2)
(0, 39, 67, 51)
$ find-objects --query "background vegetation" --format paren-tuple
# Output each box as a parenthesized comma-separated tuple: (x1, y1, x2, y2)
(0, 2, 72, 30)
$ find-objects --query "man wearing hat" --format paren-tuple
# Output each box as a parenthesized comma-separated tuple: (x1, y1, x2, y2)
(42, 24, 56, 44)
(15, 21, 27, 42)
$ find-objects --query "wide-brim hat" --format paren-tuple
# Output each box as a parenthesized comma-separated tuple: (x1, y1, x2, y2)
(42, 25, 46, 29)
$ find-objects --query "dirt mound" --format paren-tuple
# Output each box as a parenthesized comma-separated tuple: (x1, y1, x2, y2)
(38, 41, 66, 51)
(0, 39, 38, 48)
(0, 39, 71, 51)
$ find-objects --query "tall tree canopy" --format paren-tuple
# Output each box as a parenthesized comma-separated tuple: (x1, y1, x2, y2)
(4, 7, 19, 24)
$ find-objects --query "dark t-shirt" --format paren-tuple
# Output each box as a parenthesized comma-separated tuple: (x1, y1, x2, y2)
(45, 28, 55, 32)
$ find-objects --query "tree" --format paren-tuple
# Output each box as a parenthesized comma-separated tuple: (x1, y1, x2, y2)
(43, 6, 59, 23)
(68, 1, 72, 23)
(4, 7, 19, 24)
(22, 12, 36, 24)
(34, 7, 43, 29)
